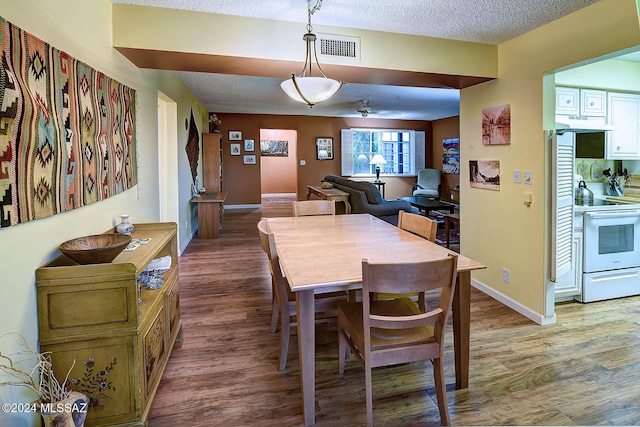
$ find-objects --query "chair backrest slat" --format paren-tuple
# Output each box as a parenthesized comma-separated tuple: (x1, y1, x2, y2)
(292, 200, 336, 216)
(398, 210, 438, 242)
(257, 218, 294, 302)
(362, 254, 458, 342)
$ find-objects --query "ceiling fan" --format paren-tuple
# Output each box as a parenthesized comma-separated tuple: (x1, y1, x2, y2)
(356, 99, 375, 117)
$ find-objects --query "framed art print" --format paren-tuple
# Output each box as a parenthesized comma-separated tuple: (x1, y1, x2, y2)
(230, 143, 241, 155)
(316, 137, 334, 160)
(243, 155, 256, 165)
(469, 160, 500, 190)
(244, 139, 255, 151)
(229, 130, 242, 141)
(482, 104, 511, 145)
(260, 140, 288, 157)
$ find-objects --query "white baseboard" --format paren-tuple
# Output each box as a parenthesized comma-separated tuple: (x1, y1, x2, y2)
(472, 279, 557, 326)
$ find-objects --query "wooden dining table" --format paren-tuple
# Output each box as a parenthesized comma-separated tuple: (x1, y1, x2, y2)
(265, 214, 485, 426)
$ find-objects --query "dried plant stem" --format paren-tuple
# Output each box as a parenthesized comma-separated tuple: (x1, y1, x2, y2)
(0, 333, 75, 403)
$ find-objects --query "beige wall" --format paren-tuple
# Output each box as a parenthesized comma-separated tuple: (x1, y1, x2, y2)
(0, 2, 206, 425)
(460, 0, 640, 324)
(112, 4, 498, 80)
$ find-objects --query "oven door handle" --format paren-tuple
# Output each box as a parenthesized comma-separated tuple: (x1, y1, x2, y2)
(586, 210, 640, 218)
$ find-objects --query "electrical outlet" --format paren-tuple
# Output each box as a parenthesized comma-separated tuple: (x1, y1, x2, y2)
(502, 268, 511, 283)
(450, 194, 454, 200)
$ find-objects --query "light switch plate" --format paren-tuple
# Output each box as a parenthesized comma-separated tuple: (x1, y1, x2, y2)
(300, 160, 306, 166)
(524, 170, 533, 185)
(513, 170, 522, 184)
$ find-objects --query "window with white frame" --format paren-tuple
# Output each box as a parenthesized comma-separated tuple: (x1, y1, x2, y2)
(341, 128, 425, 177)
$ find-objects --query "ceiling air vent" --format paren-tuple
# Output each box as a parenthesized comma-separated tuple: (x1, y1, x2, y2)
(317, 33, 360, 63)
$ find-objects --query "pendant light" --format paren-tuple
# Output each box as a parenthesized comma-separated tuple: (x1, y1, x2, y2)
(280, 0, 342, 107)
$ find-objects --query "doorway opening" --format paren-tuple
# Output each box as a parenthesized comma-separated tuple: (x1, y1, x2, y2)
(259, 129, 298, 206)
(157, 92, 179, 234)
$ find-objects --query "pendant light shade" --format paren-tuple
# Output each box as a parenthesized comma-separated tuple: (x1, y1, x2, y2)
(280, 76, 342, 106)
(281, 0, 342, 107)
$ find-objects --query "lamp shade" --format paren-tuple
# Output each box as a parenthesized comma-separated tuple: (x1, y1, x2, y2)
(369, 154, 387, 166)
(280, 76, 342, 106)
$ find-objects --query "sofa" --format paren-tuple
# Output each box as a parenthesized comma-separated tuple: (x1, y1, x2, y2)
(323, 175, 411, 225)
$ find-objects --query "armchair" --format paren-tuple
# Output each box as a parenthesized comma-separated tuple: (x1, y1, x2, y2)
(412, 168, 441, 199)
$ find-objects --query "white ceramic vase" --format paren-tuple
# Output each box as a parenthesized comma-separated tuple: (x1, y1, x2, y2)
(115, 214, 134, 235)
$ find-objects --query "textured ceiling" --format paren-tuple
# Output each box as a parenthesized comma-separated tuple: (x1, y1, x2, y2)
(111, 0, 635, 120)
(112, 0, 601, 45)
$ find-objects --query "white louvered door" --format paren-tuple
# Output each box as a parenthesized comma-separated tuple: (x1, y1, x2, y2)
(550, 131, 575, 281)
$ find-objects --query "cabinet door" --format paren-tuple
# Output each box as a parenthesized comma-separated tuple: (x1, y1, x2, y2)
(165, 275, 181, 344)
(142, 305, 168, 401)
(580, 89, 606, 116)
(606, 92, 640, 159)
(556, 87, 579, 116)
(45, 336, 136, 426)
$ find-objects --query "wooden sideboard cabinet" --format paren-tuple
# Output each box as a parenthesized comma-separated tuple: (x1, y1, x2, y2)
(36, 222, 181, 427)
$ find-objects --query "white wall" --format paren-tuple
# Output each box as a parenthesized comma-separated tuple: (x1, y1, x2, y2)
(0, 1, 206, 425)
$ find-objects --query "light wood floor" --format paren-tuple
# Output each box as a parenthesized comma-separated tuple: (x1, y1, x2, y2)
(149, 201, 640, 426)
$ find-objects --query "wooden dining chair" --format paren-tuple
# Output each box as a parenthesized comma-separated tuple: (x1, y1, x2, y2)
(398, 210, 438, 242)
(292, 200, 336, 216)
(376, 210, 441, 309)
(337, 254, 458, 427)
(257, 218, 346, 371)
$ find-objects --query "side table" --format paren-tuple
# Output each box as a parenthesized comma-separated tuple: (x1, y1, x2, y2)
(306, 185, 351, 214)
(444, 213, 460, 248)
(191, 191, 227, 238)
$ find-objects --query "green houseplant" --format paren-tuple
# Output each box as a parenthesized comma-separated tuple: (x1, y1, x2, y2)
(0, 333, 88, 427)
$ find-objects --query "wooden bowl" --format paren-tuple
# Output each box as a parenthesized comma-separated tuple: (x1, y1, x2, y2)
(59, 234, 132, 265)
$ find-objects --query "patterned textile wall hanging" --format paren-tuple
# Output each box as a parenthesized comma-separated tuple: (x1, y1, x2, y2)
(0, 16, 137, 228)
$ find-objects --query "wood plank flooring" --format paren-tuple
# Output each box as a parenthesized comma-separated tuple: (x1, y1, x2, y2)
(149, 201, 640, 426)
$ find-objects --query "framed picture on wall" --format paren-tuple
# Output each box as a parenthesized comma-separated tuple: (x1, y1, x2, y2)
(316, 137, 334, 160)
(229, 130, 242, 141)
(469, 160, 500, 190)
(244, 139, 255, 151)
(230, 143, 241, 155)
(243, 155, 257, 165)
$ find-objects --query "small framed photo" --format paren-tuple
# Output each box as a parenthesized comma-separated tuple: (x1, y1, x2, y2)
(243, 155, 256, 165)
(244, 139, 255, 151)
(230, 143, 241, 156)
(228, 130, 242, 141)
(316, 137, 334, 160)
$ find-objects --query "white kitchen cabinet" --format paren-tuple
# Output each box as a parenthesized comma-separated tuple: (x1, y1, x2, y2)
(606, 92, 640, 159)
(556, 87, 580, 116)
(580, 89, 607, 116)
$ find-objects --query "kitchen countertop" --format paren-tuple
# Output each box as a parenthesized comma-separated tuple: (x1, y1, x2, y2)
(574, 196, 640, 212)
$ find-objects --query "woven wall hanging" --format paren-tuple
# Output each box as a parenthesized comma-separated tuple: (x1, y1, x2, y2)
(0, 16, 137, 227)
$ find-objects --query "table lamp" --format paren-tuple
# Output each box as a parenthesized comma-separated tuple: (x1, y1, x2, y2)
(369, 154, 387, 183)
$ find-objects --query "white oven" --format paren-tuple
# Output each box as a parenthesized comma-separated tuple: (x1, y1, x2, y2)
(581, 209, 640, 302)
(583, 209, 640, 273)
